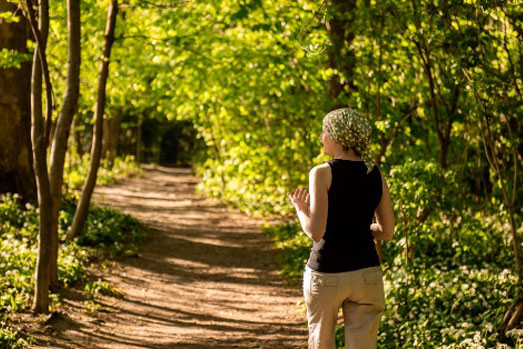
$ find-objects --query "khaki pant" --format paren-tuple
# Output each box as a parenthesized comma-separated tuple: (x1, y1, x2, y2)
(303, 265, 385, 349)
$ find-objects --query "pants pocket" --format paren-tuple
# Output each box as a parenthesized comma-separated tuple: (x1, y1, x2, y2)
(310, 272, 338, 296)
(362, 269, 382, 286)
(362, 268, 385, 310)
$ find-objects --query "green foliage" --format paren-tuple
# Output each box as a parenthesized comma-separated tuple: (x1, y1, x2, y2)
(0, 48, 32, 69)
(0, 11, 20, 23)
(262, 222, 310, 281)
(63, 152, 142, 194)
(384, 159, 462, 261)
(75, 203, 148, 258)
(84, 278, 124, 300)
(0, 320, 34, 349)
(377, 260, 520, 348)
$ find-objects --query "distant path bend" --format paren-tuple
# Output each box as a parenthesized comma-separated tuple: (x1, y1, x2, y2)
(34, 164, 307, 348)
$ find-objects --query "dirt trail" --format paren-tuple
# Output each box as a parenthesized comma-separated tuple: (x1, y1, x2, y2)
(24, 165, 308, 348)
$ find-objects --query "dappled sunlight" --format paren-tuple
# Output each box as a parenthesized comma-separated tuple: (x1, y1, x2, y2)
(30, 165, 307, 348)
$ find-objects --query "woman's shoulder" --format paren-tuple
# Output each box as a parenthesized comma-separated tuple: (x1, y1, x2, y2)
(310, 162, 331, 173)
(309, 163, 332, 185)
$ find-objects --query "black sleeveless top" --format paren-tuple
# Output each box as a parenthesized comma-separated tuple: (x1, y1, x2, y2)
(306, 159, 382, 273)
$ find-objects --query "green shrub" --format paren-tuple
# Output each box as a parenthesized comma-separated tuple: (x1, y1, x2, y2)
(59, 194, 149, 258)
(262, 221, 310, 282)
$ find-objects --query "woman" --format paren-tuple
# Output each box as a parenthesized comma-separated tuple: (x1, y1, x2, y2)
(287, 107, 395, 349)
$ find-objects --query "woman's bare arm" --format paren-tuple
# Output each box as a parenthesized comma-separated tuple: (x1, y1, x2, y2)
(371, 172, 395, 241)
(306, 166, 329, 242)
(287, 165, 329, 242)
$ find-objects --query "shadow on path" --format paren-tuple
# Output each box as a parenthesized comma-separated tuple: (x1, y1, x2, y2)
(27, 164, 307, 348)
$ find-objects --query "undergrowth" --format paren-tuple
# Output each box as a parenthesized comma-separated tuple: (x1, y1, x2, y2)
(262, 216, 522, 348)
(0, 186, 148, 345)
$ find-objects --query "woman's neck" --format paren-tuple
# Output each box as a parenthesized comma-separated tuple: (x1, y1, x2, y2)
(332, 149, 362, 161)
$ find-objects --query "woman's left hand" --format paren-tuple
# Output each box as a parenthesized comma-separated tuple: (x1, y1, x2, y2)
(287, 188, 310, 215)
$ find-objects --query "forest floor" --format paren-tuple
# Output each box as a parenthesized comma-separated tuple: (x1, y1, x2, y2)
(15, 164, 308, 348)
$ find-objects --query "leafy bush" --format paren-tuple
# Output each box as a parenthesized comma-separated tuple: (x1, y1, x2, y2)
(194, 140, 329, 217)
(59, 194, 148, 258)
(384, 159, 462, 261)
(60, 191, 149, 262)
(262, 222, 311, 282)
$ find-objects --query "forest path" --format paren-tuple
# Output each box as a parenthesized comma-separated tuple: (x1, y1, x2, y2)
(29, 165, 307, 348)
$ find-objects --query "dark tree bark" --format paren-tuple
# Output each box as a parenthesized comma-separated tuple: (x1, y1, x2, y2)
(48, 0, 81, 289)
(71, 117, 84, 156)
(136, 116, 142, 164)
(24, 0, 53, 314)
(67, 0, 118, 240)
(0, 0, 36, 204)
(410, 0, 461, 169)
(325, 0, 357, 102)
(102, 118, 111, 159)
(108, 109, 123, 161)
(101, 109, 122, 161)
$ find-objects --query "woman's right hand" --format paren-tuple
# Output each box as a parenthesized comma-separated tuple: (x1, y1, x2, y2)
(287, 188, 310, 215)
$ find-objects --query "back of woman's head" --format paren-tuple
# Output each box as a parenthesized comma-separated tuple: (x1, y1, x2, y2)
(322, 107, 376, 174)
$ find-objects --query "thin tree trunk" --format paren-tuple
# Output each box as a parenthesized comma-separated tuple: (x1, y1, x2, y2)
(66, 0, 118, 241)
(108, 109, 123, 161)
(102, 118, 111, 159)
(136, 116, 142, 163)
(71, 117, 84, 156)
(25, 0, 53, 314)
(48, 0, 81, 290)
(25, 0, 53, 150)
(410, 0, 454, 169)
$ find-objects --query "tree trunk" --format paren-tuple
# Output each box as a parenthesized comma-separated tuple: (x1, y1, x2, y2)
(71, 117, 84, 156)
(102, 118, 111, 159)
(0, 0, 36, 204)
(108, 109, 122, 161)
(48, 0, 81, 290)
(136, 116, 142, 164)
(410, 1, 457, 170)
(325, 0, 357, 101)
(25, 0, 53, 314)
(67, 0, 118, 241)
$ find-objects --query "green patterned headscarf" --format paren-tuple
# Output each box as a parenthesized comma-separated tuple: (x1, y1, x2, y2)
(322, 108, 376, 175)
